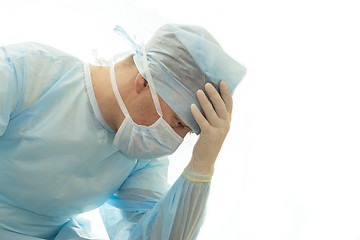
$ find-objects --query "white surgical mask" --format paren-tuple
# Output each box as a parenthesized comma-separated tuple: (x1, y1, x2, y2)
(109, 45, 184, 159)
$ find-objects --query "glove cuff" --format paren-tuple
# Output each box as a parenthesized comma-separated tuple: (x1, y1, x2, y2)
(183, 167, 213, 182)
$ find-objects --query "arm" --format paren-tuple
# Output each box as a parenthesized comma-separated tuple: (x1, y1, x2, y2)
(99, 157, 210, 240)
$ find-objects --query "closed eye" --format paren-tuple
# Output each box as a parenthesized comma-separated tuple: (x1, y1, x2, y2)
(177, 120, 194, 134)
(173, 114, 194, 134)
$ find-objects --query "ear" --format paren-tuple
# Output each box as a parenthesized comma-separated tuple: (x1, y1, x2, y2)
(134, 73, 148, 94)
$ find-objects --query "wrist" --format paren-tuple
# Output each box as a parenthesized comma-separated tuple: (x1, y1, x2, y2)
(184, 158, 214, 182)
(189, 157, 215, 175)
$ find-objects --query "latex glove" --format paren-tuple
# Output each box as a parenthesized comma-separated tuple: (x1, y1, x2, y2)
(185, 81, 233, 181)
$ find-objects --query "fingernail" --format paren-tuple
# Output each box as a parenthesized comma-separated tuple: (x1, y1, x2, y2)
(221, 81, 228, 88)
(205, 83, 213, 89)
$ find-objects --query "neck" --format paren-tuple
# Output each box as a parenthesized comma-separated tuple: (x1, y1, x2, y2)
(90, 62, 136, 131)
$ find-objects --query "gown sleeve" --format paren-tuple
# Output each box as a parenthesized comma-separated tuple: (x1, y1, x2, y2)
(0, 55, 21, 137)
(54, 216, 105, 240)
(99, 156, 211, 240)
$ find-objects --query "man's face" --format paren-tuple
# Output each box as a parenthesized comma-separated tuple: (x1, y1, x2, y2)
(126, 89, 193, 139)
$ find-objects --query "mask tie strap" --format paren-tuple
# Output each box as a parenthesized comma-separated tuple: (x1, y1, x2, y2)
(113, 25, 142, 54)
(110, 64, 129, 117)
(141, 45, 163, 117)
(113, 25, 163, 117)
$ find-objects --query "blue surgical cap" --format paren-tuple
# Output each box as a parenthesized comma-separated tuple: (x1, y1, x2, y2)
(132, 24, 246, 135)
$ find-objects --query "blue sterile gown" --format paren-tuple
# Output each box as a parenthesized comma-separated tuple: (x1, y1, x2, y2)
(0, 42, 210, 240)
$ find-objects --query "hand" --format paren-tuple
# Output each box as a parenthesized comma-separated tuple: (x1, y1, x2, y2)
(186, 81, 233, 178)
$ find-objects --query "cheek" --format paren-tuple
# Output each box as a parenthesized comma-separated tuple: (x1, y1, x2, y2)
(130, 102, 160, 126)
(140, 109, 160, 126)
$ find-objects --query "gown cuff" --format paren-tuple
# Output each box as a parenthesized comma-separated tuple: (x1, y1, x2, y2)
(183, 167, 212, 182)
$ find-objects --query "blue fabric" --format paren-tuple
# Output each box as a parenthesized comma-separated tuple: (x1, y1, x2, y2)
(0, 42, 210, 239)
(99, 174, 210, 240)
(54, 217, 104, 240)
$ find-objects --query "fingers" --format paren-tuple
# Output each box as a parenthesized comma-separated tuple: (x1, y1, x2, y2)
(205, 83, 228, 119)
(192, 81, 233, 130)
(197, 89, 218, 124)
(219, 81, 233, 114)
(191, 103, 209, 131)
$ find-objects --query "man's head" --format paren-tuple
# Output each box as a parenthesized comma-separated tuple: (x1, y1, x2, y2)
(113, 23, 246, 135)
(129, 24, 247, 135)
(108, 24, 246, 158)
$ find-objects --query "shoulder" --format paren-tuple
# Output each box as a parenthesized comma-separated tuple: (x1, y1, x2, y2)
(1, 41, 82, 70)
(1, 42, 74, 59)
(0, 42, 84, 114)
(1, 41, 82, 83)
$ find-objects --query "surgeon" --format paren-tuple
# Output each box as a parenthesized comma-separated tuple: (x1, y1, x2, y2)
(0, 24, 246, 239)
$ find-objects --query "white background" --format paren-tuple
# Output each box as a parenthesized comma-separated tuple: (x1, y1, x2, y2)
(1, 0, 360, 239)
